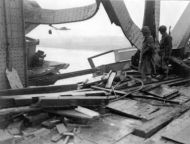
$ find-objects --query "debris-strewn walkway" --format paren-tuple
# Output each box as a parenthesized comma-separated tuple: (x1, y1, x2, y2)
(0, 70, 190, 144)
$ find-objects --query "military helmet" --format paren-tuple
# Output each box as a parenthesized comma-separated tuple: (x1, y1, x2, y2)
(141, 26, 151, 35)
(159, 25, 167, 33)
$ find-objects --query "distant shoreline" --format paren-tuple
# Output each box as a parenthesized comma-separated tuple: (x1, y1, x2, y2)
(38, 36, 131, 51)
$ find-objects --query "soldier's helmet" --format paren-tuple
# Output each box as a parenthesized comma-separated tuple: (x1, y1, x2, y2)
(141, 26, 151, 35)
(159, 25, 167, 33)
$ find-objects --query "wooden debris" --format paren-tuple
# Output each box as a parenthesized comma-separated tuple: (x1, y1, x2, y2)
(164, 124, 190, 144)
(0, 84, 78, 96)
(114, 134, 144, 144)
(56, 123, 67, 134)
(107, 100, 159, 120)
(63, 132, 74, 137)
(82, 74, 109, 88)
(6, 68, 24, 89)
(77, 116, 133, 144)
(13, 128, 50, 144)
(39, 96, 110, 108)
(75, 106, 100, 119)
(48, 109, 94, 120)
(26, 113, 49, 126)
(51, 133, 63, 142)
(91, 85, 128, 95)
(32, 128, 51, 137)
(0, 106, 40, 116)
(7, 120, 24, 135)
(133, 101, 190, 138)
(60, 91, 107, 96)
(143, 85, 179, 99)
(0, 129, 13, 143)
(62, 128, 75, 144)
(105, 72, 116, 88)
(161, 110, 190, 144)
(41, 118, 61, 129)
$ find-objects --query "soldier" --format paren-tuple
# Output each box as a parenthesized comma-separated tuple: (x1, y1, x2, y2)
(158, 25, 172, 78)
(139, 26, 156, 81)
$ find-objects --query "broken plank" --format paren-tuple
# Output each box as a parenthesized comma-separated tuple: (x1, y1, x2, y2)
(145, 85, 179, 99)
(51, 133, 63, 142)
(83, 75, 108, 86)
(105, 72, 116, 88)
(133, 100, 190, 138)
(0, 84, 78, 96)
(26, 113, 49, 126)
(39, 96, 110, 107)
(56, 123, 67, 134)
(7, 120, 24, 135)
(114, 134, 144, 144)
(75, 106, 100, 118)
(91, 85, 128, 95)
(0, 106, 41, 116)
(41, 118, 61, 129)
(107, 100, 159, 120)
(60, 91, 107, 96)
(48, 109, 94, 120)
(164, 125, 190, 144)
(77, 115, 133, 144)
(161, 110, 190, 144)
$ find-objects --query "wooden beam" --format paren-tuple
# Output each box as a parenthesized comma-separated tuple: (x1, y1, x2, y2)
(0, 84, 78, 96)
(133, 100, 190, 138)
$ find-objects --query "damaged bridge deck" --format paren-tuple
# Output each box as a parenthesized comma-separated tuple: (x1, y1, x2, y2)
(0, 69, 190, 144)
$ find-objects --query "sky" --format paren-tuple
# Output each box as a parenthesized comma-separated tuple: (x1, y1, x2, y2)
(28, 0, 189, 39)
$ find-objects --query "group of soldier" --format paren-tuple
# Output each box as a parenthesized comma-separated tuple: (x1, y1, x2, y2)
(139, 25, 172, 82)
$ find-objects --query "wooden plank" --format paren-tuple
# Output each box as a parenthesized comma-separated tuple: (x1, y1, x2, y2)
(77, 115, 133, 144)
(133, 100, 190, 138)
(105, 72, 116, 88)
(39, 96, 110, 108)
(166, 125, 190, 143)
(162, 110, 190, 144)
(75, 106, 100, 118)
(6, 68, 24, 89)
(29, 68, 99, 85)
(56, 123, 67, 134)
(0, 84, 78, 96)
(107, 100, 159, 120)
(147, 86, 178, 99)
(48, 110, 95, 120)
(7, 120, 24, 135)
(114, 134, 144, 144)
(0, 106, 40, 116)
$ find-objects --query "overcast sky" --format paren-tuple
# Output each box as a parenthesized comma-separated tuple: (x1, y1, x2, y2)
(28, 0, 189, 39)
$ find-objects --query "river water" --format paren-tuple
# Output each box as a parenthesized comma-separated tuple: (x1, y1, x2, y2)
(37, 46, 116, 85)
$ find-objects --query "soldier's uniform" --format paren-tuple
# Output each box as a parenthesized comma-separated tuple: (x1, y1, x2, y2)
(139, 26, 155, 79)
(159, 32, 172, 75)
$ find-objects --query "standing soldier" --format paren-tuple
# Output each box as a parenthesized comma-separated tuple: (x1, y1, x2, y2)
(139, 26, 156, 82)
(158, 25, 172, 78)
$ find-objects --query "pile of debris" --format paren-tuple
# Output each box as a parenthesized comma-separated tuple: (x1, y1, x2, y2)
(1, 66, 190, 143)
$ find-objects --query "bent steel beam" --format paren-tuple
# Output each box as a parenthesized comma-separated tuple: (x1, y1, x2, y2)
(24, 0, 100, 24)
(24, 0, 100, 33)
(101, 0, 144, 50)
(171, 2, 190, 49)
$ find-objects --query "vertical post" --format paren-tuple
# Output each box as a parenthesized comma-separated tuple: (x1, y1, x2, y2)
(21, 0, 28, 87)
